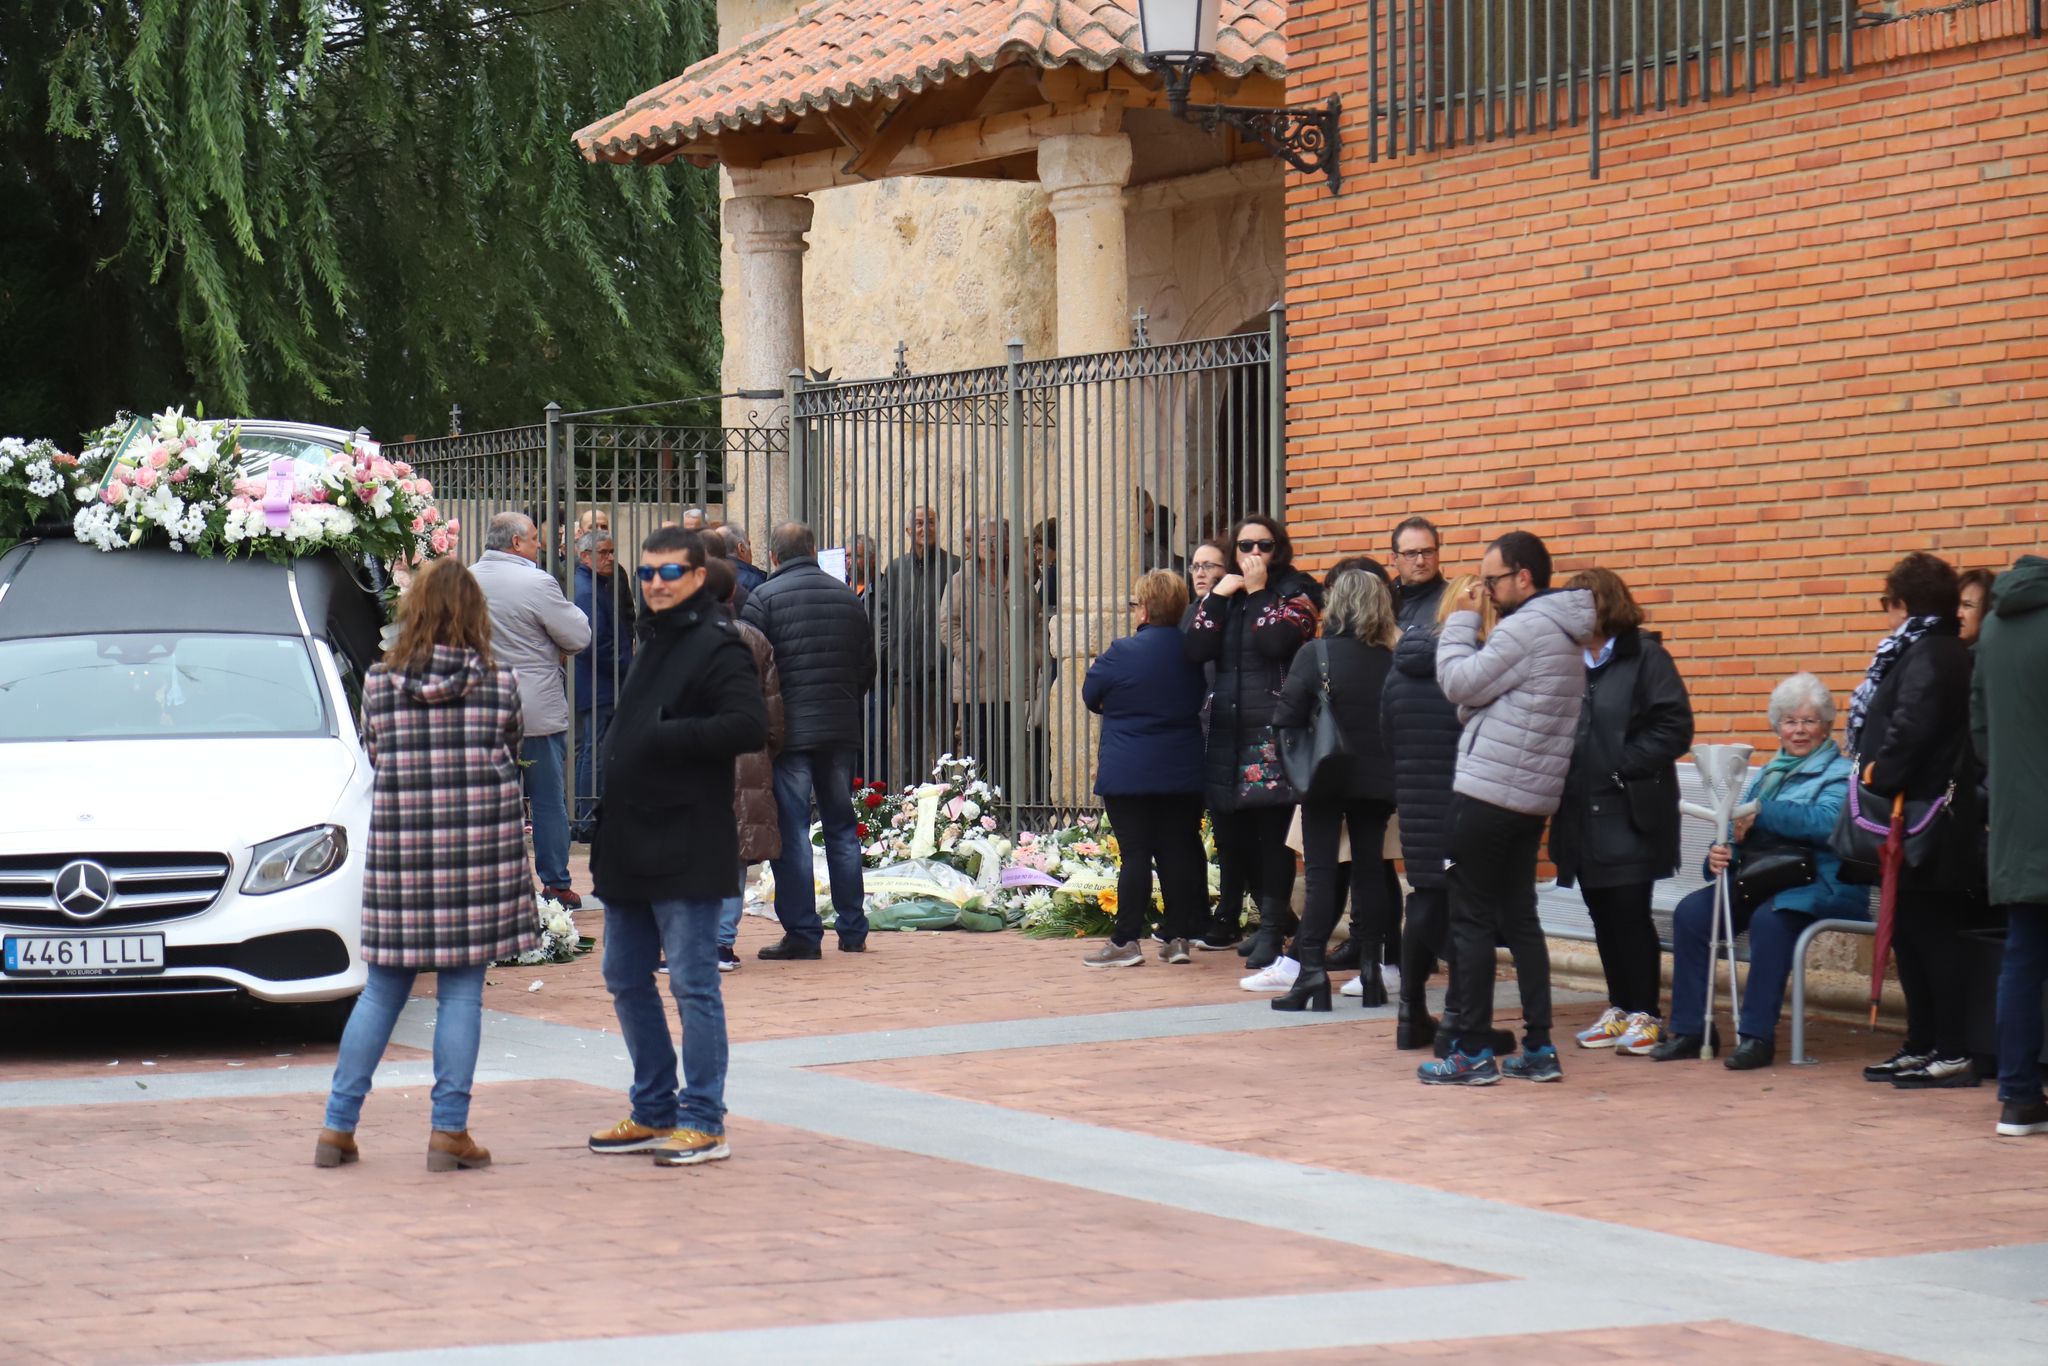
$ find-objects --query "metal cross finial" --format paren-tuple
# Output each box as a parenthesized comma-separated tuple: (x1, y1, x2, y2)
(449, 402, 462, 436)
(1131, 308, 1151, 348)
(892, 341, 911, 377)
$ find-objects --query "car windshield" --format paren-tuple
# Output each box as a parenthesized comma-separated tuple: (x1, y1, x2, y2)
(0, 633, 332, 741)
(230, 430, 347, 479)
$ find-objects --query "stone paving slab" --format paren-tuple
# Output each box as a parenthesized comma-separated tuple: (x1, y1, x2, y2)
(4, 1080, 1479, 1365)
(830, 1001, 2042, 1261)
(1139, 1320, 1925, 1363)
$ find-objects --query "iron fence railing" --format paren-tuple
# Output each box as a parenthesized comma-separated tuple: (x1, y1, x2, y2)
(793, 313, 1286, 825)
(1361, 0, 2038, 173)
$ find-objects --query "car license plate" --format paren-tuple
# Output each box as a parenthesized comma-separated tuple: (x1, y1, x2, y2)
(3, 934, 166, 977)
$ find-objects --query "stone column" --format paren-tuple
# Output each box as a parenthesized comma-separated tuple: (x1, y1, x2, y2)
(722, 193, 814, 549)
(1037, 134, 1134, 804)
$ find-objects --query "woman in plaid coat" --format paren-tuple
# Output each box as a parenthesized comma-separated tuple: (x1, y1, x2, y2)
(317, 558, 538, 1173)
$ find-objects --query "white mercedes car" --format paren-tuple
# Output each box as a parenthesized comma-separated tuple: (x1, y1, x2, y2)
(0, 495, 382, 1030)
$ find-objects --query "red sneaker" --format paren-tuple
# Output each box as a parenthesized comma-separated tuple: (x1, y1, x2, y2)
(542, 886, 583, 910)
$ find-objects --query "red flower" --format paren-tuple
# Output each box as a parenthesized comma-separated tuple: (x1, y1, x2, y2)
(1244, 765, 1264, 782)
(863, 791, 885, 810)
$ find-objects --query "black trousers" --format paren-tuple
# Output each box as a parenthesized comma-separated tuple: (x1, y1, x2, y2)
(1332, 860, 1406, 964)
(1402, 885, 1450, 1006)
(1580, 881, 1663, 1017)
(1299, 800, 1395, 964)
(1894, 887, 1975, 1058)
(1213, 805, 1297, 932)
(1445, 795, 1553, 1049)
(1102, 794, 1210, 946)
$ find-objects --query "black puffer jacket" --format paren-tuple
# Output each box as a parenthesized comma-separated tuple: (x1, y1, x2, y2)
(1274, 634, 1395, 803)
(1381, 627, 1461, 888)
(1858, 620, 1980, 892)
(741, 554, 876, 752)
(1184, 569, 1321, 810)
(1549, 628, 1695, 891)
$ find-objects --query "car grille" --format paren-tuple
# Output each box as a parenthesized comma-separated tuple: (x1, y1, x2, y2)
(0, 852, 233, 930)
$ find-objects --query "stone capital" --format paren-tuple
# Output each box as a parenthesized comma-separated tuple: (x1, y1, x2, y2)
(724, 194, 816, 254)
(1037, 133, 1133, 204)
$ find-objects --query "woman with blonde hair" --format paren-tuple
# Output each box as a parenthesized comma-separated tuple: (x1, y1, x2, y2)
(1081, 569, 1210, 966)
(315, 557, 537, 1171)
(1267, 570, 1401, 1010)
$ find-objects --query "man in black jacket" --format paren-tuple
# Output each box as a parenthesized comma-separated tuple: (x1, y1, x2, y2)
(588, 526, 767, 1168)
(744, 522, 878, 958)
(876, 506, 959, 789)
(1391, 515, 1448, 632)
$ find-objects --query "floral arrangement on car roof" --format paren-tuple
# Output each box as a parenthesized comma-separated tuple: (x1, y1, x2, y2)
(0, 407, 454, 571)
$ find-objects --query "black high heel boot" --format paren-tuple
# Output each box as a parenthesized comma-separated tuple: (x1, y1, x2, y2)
(1396, 999, 1438, 1050)
(1243, 921, 1285, 971)
(1355, 962, 1389, 1008)
(1273, 943, 1331, 1012)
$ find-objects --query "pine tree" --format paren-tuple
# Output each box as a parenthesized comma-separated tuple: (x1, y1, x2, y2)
(0, 0, 721, 444)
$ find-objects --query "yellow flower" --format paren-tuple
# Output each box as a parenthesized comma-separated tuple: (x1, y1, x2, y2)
(1105, 836, 1121, 860)
(1098, 889, 1119, 914)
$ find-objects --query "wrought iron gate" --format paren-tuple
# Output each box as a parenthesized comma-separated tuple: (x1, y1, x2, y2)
(793, 310, 1286, 822)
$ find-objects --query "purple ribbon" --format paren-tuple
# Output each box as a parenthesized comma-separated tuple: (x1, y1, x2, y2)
(262, 458, 295, 531)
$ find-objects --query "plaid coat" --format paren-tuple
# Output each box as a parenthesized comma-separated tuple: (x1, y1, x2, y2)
(360, 644, 539, 967)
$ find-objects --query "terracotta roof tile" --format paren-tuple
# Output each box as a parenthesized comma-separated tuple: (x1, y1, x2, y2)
(574, 0, 1286, 163)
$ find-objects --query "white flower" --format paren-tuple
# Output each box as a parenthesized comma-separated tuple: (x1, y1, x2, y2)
(184, 438, 220, 475)
(960, 800, 981, 821)
(151, 407, 186, 441)
(73, 484, 96, 503)
(369, 485, 394, 518)
(137, 485, 184, 532)
(545, 912, 577, 941)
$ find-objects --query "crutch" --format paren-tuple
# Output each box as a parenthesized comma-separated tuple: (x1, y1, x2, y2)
(1680, 744, 1759, 1060)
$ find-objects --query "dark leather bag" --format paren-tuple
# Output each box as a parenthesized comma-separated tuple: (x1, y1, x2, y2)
(1280, 642, 1350, 800)
(1828, 756, 1956, 876)
(1734, 847, 1816, 912)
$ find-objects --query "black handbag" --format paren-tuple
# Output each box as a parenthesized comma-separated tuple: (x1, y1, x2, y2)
(1280, 642, 1350, 800)
(1733, 848, 1816, 912)
(1828, 758, 1955, 875)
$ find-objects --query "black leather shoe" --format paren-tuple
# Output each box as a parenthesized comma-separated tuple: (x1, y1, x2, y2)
(837, 937, 868, 954)
(1723, 1037, 1776, 1071)
(1647, 1027, 1718, 1061)
(1354, 964, 1388, 1008)
(1243, 924, 1285, 971)
(1271, 969, 1332, 1013)
(757, 936, 822, 961)
(1396, 1002, 1438, 1051)
(1326, 938, 1362, 970)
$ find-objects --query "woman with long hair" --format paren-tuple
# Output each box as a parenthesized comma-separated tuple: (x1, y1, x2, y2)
(1551, 568, 1695, 1057)
(1185, 514, 1322, 974)
(1184, 537, 1248, 951)
(1269, 570, 1400, 1010)
(317, 558, 537, 1171)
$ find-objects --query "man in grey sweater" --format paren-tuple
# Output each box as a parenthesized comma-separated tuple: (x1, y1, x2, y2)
(472, 512, 592, 905)
(1420, 530, 1595, 1087)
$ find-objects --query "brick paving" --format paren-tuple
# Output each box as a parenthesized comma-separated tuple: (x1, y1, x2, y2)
(4, 885, 2045, 1365)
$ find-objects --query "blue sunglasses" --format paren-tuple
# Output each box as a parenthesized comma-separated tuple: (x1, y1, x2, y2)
(636, 563, 696, 583)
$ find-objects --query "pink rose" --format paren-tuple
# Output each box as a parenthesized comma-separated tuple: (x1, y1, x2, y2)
(422, 506, 440, 525)
(411, 515, 427, 533)
(414, 478, 432, 498)
(308, 487, 328, 503)
(168, 468, 190, 484)
(133, 468, 159, 490)
(229, 495, 252, 511)
(103, 484, 126, 506)
(980, 815, 998, 830)
(394, 461, 413, 477)
(146, 447, 170, 470)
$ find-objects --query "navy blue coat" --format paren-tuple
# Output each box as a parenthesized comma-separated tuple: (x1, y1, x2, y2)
(572, 563, 633, 712)
(1083, 623, 1206, 797)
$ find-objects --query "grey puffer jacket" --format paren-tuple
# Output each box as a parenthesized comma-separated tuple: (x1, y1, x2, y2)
(1436, 588, 1596, 817)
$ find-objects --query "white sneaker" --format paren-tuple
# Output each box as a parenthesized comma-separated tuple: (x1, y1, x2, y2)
(1240, 956, 1300, 991)
(1340, 973, 1365, 998)
(1380, 962, 1401, 996)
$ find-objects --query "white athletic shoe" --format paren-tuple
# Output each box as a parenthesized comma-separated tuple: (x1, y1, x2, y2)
(1240, 956, 1300, 991)
(1380, 962, 1402, 997)
(1340, 973, 1365, 998)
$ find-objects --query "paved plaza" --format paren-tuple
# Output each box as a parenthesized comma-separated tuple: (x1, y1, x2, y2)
(5, 868, 2047, 1365)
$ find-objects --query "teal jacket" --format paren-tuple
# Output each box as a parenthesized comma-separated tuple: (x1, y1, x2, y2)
(1717, 746, 1870, 920)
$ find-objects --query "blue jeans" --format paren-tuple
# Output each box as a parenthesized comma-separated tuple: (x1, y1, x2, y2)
(1997, 904, 2048, 1104)
(769, 747, 868, 945)
(323, 964, 486, 1132)
(571, 705, 613, 839)
(522, 732, 570, 888)
(602, 899, 727, 1134)
(1668, 883, 1826, 1042)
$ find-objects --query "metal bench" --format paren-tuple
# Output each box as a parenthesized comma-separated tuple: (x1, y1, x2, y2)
(1788, 918, 1876, 1066)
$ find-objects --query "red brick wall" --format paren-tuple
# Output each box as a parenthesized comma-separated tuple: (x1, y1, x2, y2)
(1281, 0, 2048, 745)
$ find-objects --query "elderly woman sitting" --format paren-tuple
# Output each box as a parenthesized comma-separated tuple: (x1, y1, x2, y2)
(1649, 673, 1870, 1069)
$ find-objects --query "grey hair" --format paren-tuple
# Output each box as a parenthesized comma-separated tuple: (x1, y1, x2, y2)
(681, 506, 706, 522)
(1322, 570, 1399, 649)
(722, 523, 748, 549)
(576, 529, 613, 555)
(485, 511, 533, 552)
(1767, 672, 1836, 729)
(771, 521, 816, 562)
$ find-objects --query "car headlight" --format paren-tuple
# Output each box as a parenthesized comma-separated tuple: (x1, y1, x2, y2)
(243, 825, 349, 895)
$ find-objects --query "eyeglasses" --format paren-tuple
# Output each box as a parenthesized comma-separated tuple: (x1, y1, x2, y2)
(1192, 560, 1226, 573)
(1779, 716, 1825, 729)
(1236, 538, 1277, 554)
(636, 563, 696, 583)
(1481, 570, 1519, 591)
(1393, 547, 1439, 562)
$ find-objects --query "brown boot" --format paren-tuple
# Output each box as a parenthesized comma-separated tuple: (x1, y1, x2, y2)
(426, 1129, 491, 1172)
(313, 1128, 359, 1168)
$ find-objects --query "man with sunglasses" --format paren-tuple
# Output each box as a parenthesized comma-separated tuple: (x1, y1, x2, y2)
(1419, 530, 1596, 1088)
(588, 526, 768, 1167)
(1390, 516, 1448, 632)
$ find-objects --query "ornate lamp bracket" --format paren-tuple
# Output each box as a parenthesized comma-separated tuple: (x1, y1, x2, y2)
(1142, 53, 1343, 194)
